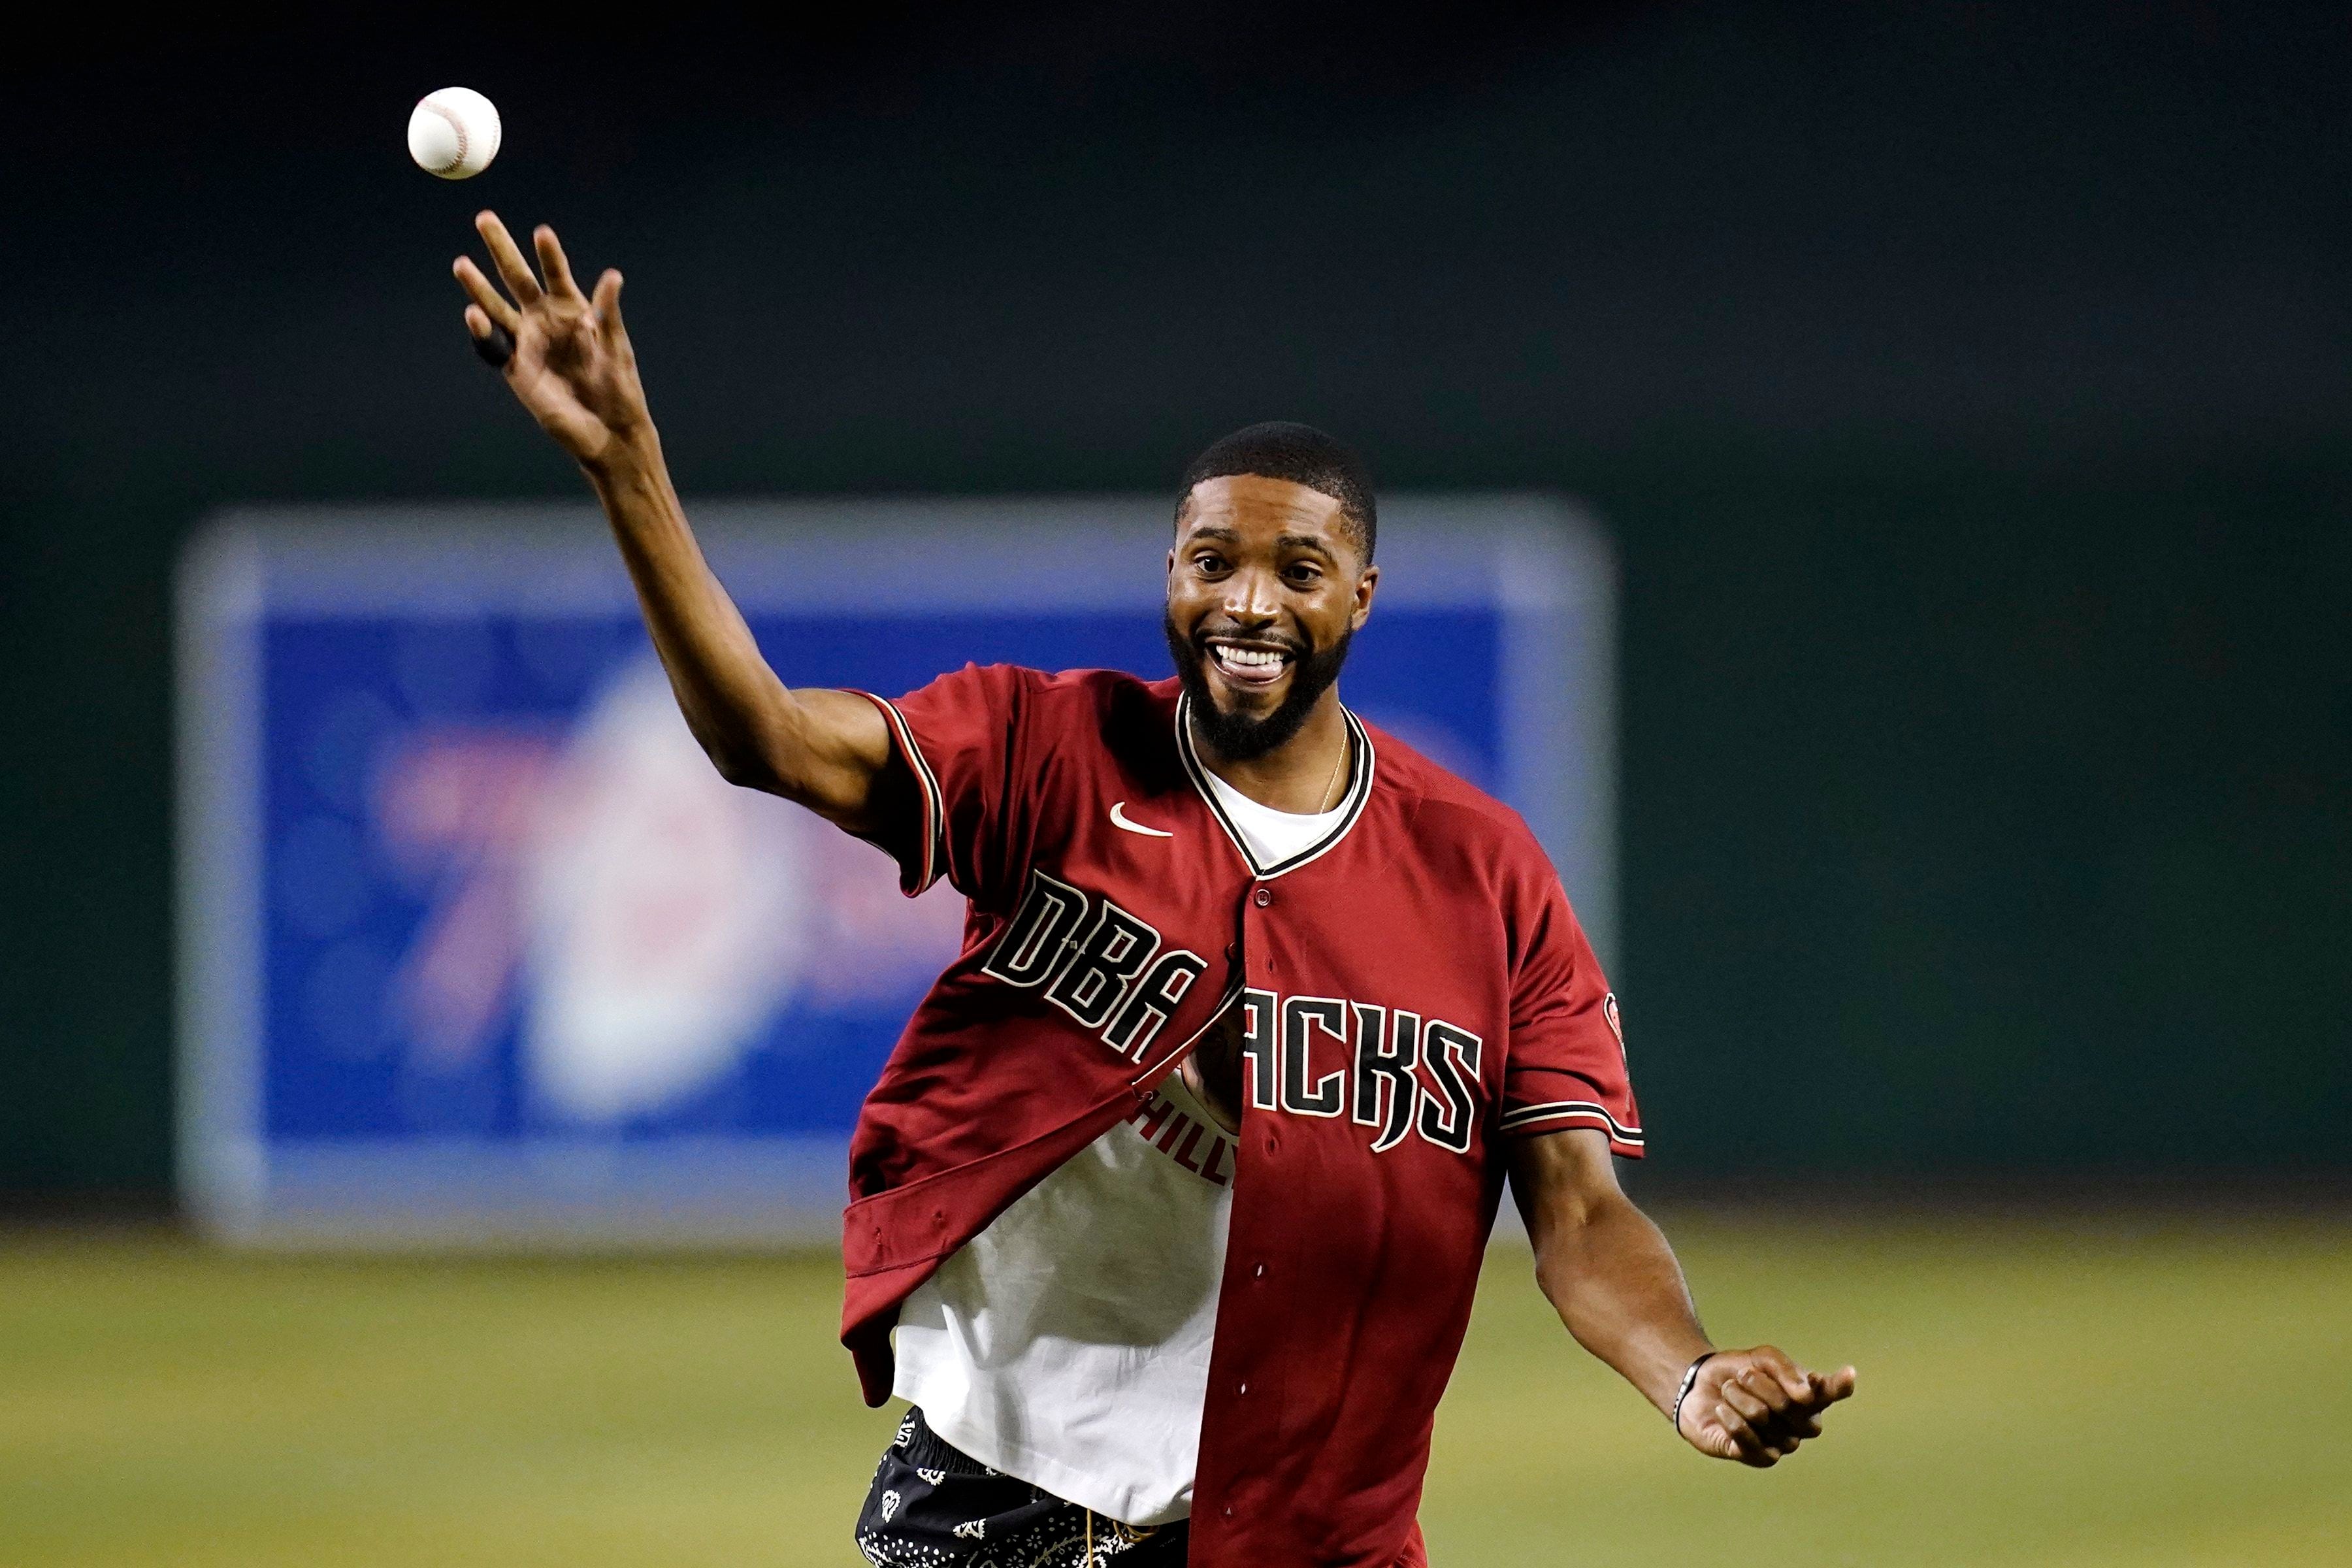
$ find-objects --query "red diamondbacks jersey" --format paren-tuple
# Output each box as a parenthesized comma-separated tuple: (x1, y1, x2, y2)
(841, 664, 1640, 1568)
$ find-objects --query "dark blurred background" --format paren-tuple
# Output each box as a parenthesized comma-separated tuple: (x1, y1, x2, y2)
(4, 1, 2347, 1203)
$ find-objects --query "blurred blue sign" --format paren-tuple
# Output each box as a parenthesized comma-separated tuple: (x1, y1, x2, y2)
(178, 497, 1613, 1245)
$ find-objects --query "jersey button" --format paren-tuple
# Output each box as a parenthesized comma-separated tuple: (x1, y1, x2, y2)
(1252, 887, 1273, 907)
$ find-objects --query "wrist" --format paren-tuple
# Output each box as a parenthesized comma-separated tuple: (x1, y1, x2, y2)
(1669, 1349, 1719, 1434)
(580, 421, 664, 485)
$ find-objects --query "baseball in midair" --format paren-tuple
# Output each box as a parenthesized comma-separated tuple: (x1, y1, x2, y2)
(408, 88, 502, 180)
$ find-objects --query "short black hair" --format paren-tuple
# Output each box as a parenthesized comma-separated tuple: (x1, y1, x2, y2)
(1177, 421, 1377, 563)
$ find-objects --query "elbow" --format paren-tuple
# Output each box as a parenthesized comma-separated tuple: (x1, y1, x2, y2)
(682, 710, 785, 792)
(704, 742, 779, 793)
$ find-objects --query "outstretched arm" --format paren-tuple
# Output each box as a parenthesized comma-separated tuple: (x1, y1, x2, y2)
(451, 211, 908, 841)
(1507, 1129, 1857, 1466)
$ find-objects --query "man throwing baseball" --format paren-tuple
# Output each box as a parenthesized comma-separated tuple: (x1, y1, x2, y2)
(453, 212, 1856, 1567)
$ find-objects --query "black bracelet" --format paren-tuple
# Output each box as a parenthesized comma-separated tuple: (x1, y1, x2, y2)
(1669, 1350, 1718, 1432)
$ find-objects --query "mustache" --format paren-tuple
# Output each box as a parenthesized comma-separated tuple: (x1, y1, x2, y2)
(1190, 623, 1311, 657)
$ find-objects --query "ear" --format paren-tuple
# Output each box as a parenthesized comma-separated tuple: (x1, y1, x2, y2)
(1350, 563, 1379, 632)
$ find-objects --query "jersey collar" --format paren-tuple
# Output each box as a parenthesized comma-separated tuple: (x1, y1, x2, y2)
(1174, 691, 1376, 881)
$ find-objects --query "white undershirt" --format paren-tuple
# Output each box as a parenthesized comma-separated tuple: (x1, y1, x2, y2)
(890, 770, 1344, 1526)
(1200, 766, 1350, 867)
(892, 1070, 1238, 1525)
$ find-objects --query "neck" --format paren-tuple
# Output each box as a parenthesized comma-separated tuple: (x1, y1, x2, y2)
(1192, 691, 1351, 813)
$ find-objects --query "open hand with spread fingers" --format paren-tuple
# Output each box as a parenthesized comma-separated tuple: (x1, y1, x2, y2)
(452, 211, 651, 467)
(1676, 1346, 1857, 1467)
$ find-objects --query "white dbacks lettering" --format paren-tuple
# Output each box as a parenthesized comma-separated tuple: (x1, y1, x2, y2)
(979, 872, 1486, 1151)
(983, 869, 1206, 1061)
(1242, 987, 1484, 1156)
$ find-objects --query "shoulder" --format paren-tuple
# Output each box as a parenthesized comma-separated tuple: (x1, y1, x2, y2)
(905, 664, 1173, 718)
(998, 666, 1179, 734)
(1358, 715, 1553, 878)
(919, 666, 1178, 774)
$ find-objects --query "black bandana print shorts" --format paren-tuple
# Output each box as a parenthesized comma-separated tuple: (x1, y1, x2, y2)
(854, 1406, 1190, 1567)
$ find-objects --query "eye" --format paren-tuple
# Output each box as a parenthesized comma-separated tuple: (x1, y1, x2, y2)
(1283, 562, 1324, 587)
(1192, 550, 1230, 574)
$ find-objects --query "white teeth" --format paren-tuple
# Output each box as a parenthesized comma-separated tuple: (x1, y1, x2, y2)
(1215, 645, 1284, 668)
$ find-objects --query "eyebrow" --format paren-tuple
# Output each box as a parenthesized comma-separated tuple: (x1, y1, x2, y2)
(1181, 525, 1341, 561)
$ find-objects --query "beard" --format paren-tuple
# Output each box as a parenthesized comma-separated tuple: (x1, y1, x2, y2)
(1164, 608, 1354, 763)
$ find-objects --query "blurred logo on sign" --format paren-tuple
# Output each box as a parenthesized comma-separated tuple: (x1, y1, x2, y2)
(365, 656, 964, 1130)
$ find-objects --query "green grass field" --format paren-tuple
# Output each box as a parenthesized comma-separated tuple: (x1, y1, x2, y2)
(4, 1211, 2345, 1566)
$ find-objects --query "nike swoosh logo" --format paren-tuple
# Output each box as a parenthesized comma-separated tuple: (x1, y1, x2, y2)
(1109, 801, 1173, 838)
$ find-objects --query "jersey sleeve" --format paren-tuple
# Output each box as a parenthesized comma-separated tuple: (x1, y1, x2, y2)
(853, 663, 1031, 905)
(1499, 870, 1643, 1156)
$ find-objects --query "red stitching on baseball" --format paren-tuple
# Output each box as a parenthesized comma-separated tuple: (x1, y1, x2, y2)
(424, 101, 468, 174)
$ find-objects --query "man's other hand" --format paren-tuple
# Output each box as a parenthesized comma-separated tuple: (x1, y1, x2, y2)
(1678, 1346, 1856, 1467)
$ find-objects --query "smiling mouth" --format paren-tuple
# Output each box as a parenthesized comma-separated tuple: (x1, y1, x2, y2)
(1204, 638, 1294, 689)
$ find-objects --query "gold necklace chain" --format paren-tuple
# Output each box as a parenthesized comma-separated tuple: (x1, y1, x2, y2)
(1316, 727, 1350, 812)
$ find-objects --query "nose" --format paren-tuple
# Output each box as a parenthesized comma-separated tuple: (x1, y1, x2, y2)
(1222, 563, 1281, 627)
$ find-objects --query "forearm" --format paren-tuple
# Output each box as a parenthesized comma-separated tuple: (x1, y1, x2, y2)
(583, 431, 793, 777)
(1529, 1186, 1712, 1418)
(1510, 1135, 1855, 1463)
(582, 431, 879, 822)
